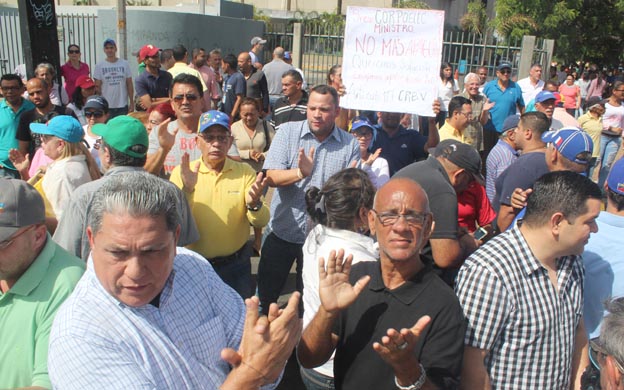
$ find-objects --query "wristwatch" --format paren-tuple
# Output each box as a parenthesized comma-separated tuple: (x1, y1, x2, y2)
(246, 202, 262, 212)
(394, 364, 426, 390)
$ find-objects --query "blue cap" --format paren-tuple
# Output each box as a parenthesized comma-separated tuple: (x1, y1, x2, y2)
(198, 110, 230, 133)
(501, 114, 520, 132)
(542, 127, 593, 165)
(351, 117, 375, 133)
(103, 38, 116, 47)
(535, 91, 556, 103)
(30, 115, 84, 143)
(497, 62, 512, 71)
(284, 51, 292, 60)
(607, 158, 624, 195)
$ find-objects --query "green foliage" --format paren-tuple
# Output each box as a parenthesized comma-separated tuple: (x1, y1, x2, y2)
(394, 0, 430, 9)
(460, 0, 488, 34)
(253, 7, 271, 23)
(126, 0, 152, 5)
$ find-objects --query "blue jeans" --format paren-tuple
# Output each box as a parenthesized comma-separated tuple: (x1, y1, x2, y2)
(300, 367, 335, 390)
(598, 135, 621, 188)
(256, 232, 303, 316)
(211, 244, 253, 299)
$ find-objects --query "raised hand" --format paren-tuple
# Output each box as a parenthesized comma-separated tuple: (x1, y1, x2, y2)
(363, 148, 382, 166)
(297, 147, 315, 178)
(8, 148, 30, 174)
(319, 249, 370, 314)
(483, 98, 495, 111)
(157, 118, 177, 151)
(510, 187, 532, 209)
(245, 171, 267, 207)
(180, 152, 200, 193)
(372, 315, 431, 368)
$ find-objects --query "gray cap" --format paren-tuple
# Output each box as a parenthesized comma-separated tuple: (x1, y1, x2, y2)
(502, 114, 520, 132)
(0, 178, 45, 241)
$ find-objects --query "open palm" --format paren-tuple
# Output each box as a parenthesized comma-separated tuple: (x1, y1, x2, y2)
(319, 249, 370, 314)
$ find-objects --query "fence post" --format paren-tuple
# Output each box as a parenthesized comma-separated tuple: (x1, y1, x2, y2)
(518, 35, 535, 79)
(292, 22, 303, 69)
(543, 39, 555, 79)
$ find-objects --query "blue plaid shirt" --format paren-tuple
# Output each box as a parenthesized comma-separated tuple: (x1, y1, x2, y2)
(48, 248, 278, 389)
(263, 120, 359, 244)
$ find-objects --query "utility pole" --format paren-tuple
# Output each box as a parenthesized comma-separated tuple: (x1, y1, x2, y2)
(117, 0, 127, 60)
(17, 0, 61, 80)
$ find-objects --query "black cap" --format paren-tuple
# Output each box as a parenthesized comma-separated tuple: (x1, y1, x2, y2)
(435, 140, 484, 183)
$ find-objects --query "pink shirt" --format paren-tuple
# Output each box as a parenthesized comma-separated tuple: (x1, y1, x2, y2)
(61, 61, 90, 98)
(559, 83, 580, 109)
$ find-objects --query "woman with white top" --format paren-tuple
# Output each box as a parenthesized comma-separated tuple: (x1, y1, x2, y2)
(598, 81, 624, 187)
(437, 62, 460, 127)
(350, 116, 389, 189)
(300, 168, 377, 390)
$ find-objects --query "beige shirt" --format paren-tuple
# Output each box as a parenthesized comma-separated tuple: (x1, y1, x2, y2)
(230, 119, 275, 172)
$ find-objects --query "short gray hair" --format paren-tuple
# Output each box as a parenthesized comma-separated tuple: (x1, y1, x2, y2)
(88, 172, 180, 235)
(599, 297, 624, 368)
(273, 47, 285, 58)
(464, 72, 479, 84)
(35, 62, 56, 78)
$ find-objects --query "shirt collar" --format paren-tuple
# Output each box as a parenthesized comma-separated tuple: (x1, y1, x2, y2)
(198, 156, 234, 174)
(497, 139, 520, 156)
(368, 261, 435, 305)
(104, 166, 144, 177)
(6, 235, 54, 296)
(301, 120, 341, 143)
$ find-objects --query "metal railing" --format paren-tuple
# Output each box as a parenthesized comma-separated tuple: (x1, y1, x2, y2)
(0, 8, 24, 76)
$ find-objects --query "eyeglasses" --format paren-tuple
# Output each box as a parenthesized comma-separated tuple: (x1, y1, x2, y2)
(0, 225, 37, 250)
(499, 69, 511, 75)
(85, 111, 104, 118)
(371, 209, 430, 227)
(68, 50, 80, 54)
(458, 111, 473, 118)
(1, 85, 20, 92)
(615, 89, 624, 93)
(199, 134, 230, 143)
(93, 138, 103, 150)
(172, 94, 199, 103)
(353, 131, 372, 139)
(39, 134, 56, 143)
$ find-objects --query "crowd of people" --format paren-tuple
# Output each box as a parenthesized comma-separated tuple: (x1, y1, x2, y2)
(1, 36, 624, 390)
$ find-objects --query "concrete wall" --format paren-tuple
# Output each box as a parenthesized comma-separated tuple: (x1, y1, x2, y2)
(97, 9, 264, 68)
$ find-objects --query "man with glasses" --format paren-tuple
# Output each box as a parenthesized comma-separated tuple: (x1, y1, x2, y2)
(439, 96, 475, 144)
(145, 73, 219, 177)
(483, 62, 525, 137)
(0, 74, 34, 178)
(134, 44, 172, 111)
(298, 178, 465, 390)
(457, 171, 601, 390)
(590, 298, 624, 390)
(170, 110, 268, 298)
(0, 178, 84, 389)
(394, 140, 482, 278)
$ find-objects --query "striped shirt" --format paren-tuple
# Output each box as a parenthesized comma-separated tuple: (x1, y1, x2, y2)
(485, 139, 519, 204)
(271, 92, 308, 130)
(455, 226, 584, 389)
(48, 248, 278, 389)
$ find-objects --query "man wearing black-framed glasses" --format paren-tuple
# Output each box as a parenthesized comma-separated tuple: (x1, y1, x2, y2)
(0, 177, 84, 388)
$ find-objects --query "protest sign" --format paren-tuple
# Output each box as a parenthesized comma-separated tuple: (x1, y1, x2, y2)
(340, 6, 444, 116)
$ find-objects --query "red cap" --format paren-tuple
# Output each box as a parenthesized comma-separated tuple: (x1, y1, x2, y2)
(75, 75, 95, 89)
(139, 44, 160, 61)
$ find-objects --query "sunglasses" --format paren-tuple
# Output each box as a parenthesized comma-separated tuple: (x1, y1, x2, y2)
(499, 69, 511, 74)
(85, 111, 104, 118)
(172, 94, 199, 103)
(68, 49, 80, 54)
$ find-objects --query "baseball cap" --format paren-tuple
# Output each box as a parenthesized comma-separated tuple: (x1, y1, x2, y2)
(0, 178, 45, 241)
(607, 158, 624, 195)
(501, 114, 520, 132)
(30, 115, 84, 143)
(497, 62, 512, 71)
(351, 117, 375, 133)
(535, 91, 556, 104)
(92, 116, 148, 158)
(84, 95, 109, 111)
(198, 110, 230, 133)
(139, 44, 160, 61)
(435, 139, 484, 183)
(75, 75, 95, 89)
(542, 127, 593, 165)
(284, 51, 292, 60)
(103, 38, 116, 47)
(251, 37, 267, 46)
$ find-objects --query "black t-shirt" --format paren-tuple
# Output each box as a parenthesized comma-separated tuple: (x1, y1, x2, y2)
(16, 106, 73, 158)
(332, 261, 465, 390)
(371, 125, 428, 175)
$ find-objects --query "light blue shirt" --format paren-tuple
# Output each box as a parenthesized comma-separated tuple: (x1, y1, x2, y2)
(263, 120, 359, 244)
(483, 79, 524, 133)
(583, 211, 624, 339)
(48, 248, 278, 389)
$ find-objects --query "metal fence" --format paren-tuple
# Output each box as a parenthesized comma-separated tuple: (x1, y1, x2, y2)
(0, 8, 97, 78)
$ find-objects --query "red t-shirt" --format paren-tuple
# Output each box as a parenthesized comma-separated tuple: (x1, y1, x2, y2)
(457, 181, 497, 232)
(61, 61, 90, 98)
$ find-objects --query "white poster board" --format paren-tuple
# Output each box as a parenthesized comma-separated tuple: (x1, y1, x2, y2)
(340, 6, 444, 116)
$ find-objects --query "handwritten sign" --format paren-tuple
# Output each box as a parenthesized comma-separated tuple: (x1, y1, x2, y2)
(340, 7, 444, 116)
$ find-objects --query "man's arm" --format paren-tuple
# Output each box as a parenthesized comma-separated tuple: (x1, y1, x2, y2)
(138, 95, 170, 111)
(126, 77, 135, 112)
(231, 94, 244, 119)
(496, 204, 518, 232)
(297, 305, 340, 368)
(265, 147, 315, 187)
(460, 346, 492, 390)
(429, 233, 477, 269)
(144, 119, 176, 175)
(95, 79, 102, 95)
(570, 318, 589, 390)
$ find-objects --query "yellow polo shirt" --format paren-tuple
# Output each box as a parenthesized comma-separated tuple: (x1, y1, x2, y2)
(170, 158, 269, 258)
(439, 121, 469, 144)
(168, 62, 208, 92)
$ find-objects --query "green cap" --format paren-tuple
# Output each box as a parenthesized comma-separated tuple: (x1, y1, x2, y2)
(92, 116, 149, 158)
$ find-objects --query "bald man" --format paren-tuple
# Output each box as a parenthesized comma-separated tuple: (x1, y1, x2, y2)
(298, 178, 465, 390)
(238, 52, 269, 115)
